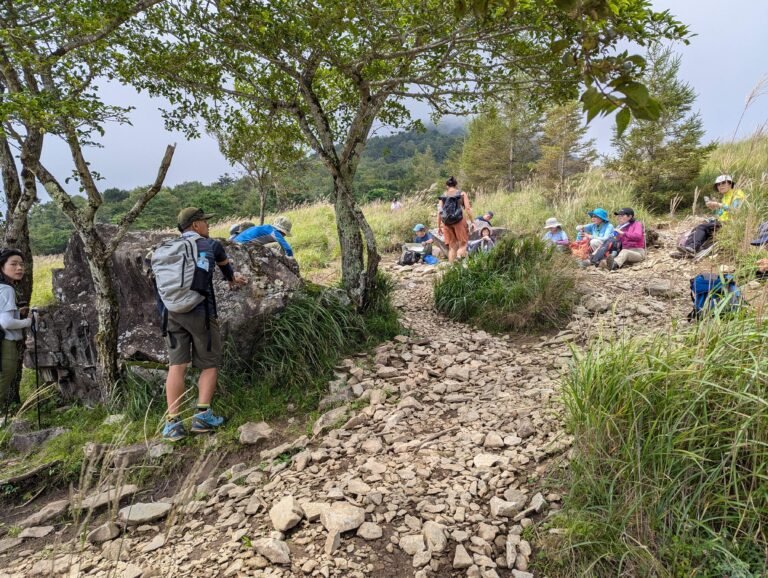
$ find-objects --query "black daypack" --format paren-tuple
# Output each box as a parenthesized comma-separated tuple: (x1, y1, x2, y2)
(398, 250, 420, 266)
(441, 194, 464, 225)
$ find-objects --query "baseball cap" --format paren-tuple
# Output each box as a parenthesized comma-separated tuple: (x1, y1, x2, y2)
(413, 224, 427, 232)
(177, 207, 215, 230)
(614, 208, 634, 217)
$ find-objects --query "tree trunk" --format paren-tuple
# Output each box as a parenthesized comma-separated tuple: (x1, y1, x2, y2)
(258, 180, 267, 226)
(80, 230, 121, 402)
(332, 170, 379, 310)
(0, 132, 41, 404)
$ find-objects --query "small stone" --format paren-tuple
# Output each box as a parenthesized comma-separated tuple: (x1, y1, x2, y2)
(346, 478, 372, 496)
(511, 570, 534, 578)
(19, 499, 69, 528)
(300, 501, 330, 522)
(483, 432, 504, 448)
(122, 564, 144, 578)
(319, 503, 366, 533)
(324, 530, 341, 555)
(529, 492, 548, 513)
(453, 544, 474, 569)
(118, 502, 172, 525)
(422, 521, 447, 553)
(357, 522, 383, 540)
(313, 406, 348, 436)
(87, 522, 121, 544)
(399, 534, 426, 555)
(413, 549, 431, 567)
(238, 422, 273, 445)
(516, 419, 535, 439)
(141, 534, 165, 553)
(103, 414, 127, 426)
(473, 454, 503, 469)
(0, 537, 22, 554)
(148, 443, 173, 459)
(80, 485, 138, 510)
(490, 496, 524, 518)
(269, 496, 304, 532)
(301, 559, 318, 574)
(18, 526, 53, 539)
(253, 537, 291, 564)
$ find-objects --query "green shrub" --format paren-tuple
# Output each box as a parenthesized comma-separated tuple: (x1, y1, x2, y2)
(433, 236, 576, 332)
(545, 315, 768, 576)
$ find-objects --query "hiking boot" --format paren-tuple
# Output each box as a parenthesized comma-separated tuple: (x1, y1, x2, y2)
(162, 420, 187, 442)
(681, 245, 696, 255)
(577, 259, 591, 268)
(190, 409, 224, 433)
(606, 254, 618, 271)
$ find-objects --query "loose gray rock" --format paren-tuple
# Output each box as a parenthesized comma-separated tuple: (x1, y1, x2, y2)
(238, 421, 273, 445)
(269, 495, 304, 532)
(312, 406, 347, 436)
(422, 521, 447, 553)
(356, 522, 383, 540)
(80, 485, 139, 510)
(254, 537, 291, 564)
(10, 427, 68, 453)
(490, 496, 525, 518)
(87, 522, 121, 544)
(0, 537, 22, 554)
(18, 526, 54, 539)
(453, 544, 474, 569)
(20, 499, 69, 528)
(118, 502, 172, 525)
(319, 503, 365, 533)
(399, 534, 426, 555)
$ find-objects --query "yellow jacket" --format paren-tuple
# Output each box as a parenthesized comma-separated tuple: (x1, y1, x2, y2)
(717, 189, 745, 222)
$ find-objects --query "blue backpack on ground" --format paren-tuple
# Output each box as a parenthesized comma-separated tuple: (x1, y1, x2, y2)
(688, 273, 742, 321)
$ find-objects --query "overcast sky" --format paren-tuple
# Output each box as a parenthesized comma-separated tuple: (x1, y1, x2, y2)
(38, 0, 768, 195)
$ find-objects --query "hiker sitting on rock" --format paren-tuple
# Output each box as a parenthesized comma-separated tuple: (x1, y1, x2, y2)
(542, 217, 569, 249)
(438, 176, 472, 262)
(233, 217, 294, 257)
(0, 248, 32, 411)
(468, 225, 496, 255)
(398, 224, 435, 265)
(472, 211, 494, 233)
(576, 208, 615, 253)
(678, 174, 745, 255)
(606, 208, 646, 271)
(152, 207, 247, 442)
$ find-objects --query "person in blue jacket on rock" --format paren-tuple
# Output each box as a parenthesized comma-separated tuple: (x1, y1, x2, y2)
(576, 208, 614, 252)
(233, 216, 294, 257)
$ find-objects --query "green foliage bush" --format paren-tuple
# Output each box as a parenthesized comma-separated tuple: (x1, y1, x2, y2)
(546, 315, 768, 576)
(433, 236, 576, 332)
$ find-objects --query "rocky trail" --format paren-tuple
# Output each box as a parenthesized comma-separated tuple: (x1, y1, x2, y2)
(0, 221, 743, 578)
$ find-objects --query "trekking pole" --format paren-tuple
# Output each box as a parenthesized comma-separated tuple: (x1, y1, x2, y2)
(31, 308, 41, 429)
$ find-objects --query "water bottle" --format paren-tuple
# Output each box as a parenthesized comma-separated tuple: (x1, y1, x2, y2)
(196, 251, 209, 272)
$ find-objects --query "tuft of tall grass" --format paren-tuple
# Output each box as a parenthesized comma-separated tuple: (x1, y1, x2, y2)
(433, 236, 576, 332)
(545, 315, 768, 576)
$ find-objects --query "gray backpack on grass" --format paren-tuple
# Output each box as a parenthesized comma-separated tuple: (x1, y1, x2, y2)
(150, 233, 207, 313)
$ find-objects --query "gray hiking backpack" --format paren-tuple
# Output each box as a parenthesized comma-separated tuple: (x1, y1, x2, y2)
(151, 233, 207, 313)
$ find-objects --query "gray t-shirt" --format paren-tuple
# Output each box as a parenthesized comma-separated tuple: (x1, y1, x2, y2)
(0, 284, 30, 340)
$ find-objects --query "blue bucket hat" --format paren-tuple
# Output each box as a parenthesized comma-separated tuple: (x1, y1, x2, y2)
(413, 224, 427, 232)
(588, 208, 609, 222)
(751, 221, 768, 246)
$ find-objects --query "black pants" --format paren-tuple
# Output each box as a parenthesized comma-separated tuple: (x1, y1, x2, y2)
(687, 220, 720, 251)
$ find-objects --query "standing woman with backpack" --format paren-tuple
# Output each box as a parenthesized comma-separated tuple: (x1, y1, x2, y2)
(437, 176, 473, 262)
(0, 249, 32, 412)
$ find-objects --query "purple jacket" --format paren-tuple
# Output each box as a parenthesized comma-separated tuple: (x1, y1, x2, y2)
(619, 220, 645, 249)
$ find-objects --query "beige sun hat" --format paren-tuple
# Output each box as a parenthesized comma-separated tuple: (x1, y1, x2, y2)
(273, 216, 293, 236)
(543, 217, 562, 229)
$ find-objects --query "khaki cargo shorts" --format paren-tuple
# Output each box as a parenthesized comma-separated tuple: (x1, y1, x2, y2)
(166, 311, 222, 369)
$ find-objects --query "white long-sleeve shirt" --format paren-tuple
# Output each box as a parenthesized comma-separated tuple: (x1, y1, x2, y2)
(0, 284, 31, 340)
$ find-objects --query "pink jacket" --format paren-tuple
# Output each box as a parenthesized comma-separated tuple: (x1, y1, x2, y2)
(620, 220, 645, 249)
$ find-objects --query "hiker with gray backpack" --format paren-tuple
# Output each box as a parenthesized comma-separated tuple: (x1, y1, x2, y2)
(151, 207, 247, 441)
(437, 176, 473, 262)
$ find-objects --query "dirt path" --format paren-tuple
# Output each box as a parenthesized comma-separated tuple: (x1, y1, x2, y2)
(0, 221, 718, 578)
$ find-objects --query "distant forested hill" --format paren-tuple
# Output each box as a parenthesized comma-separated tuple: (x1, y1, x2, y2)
(29, 126, 463, 254)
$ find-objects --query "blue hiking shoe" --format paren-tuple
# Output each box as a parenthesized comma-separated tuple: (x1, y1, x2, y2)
(190, 409, 224, 433)
(162, 420, 187, 442)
